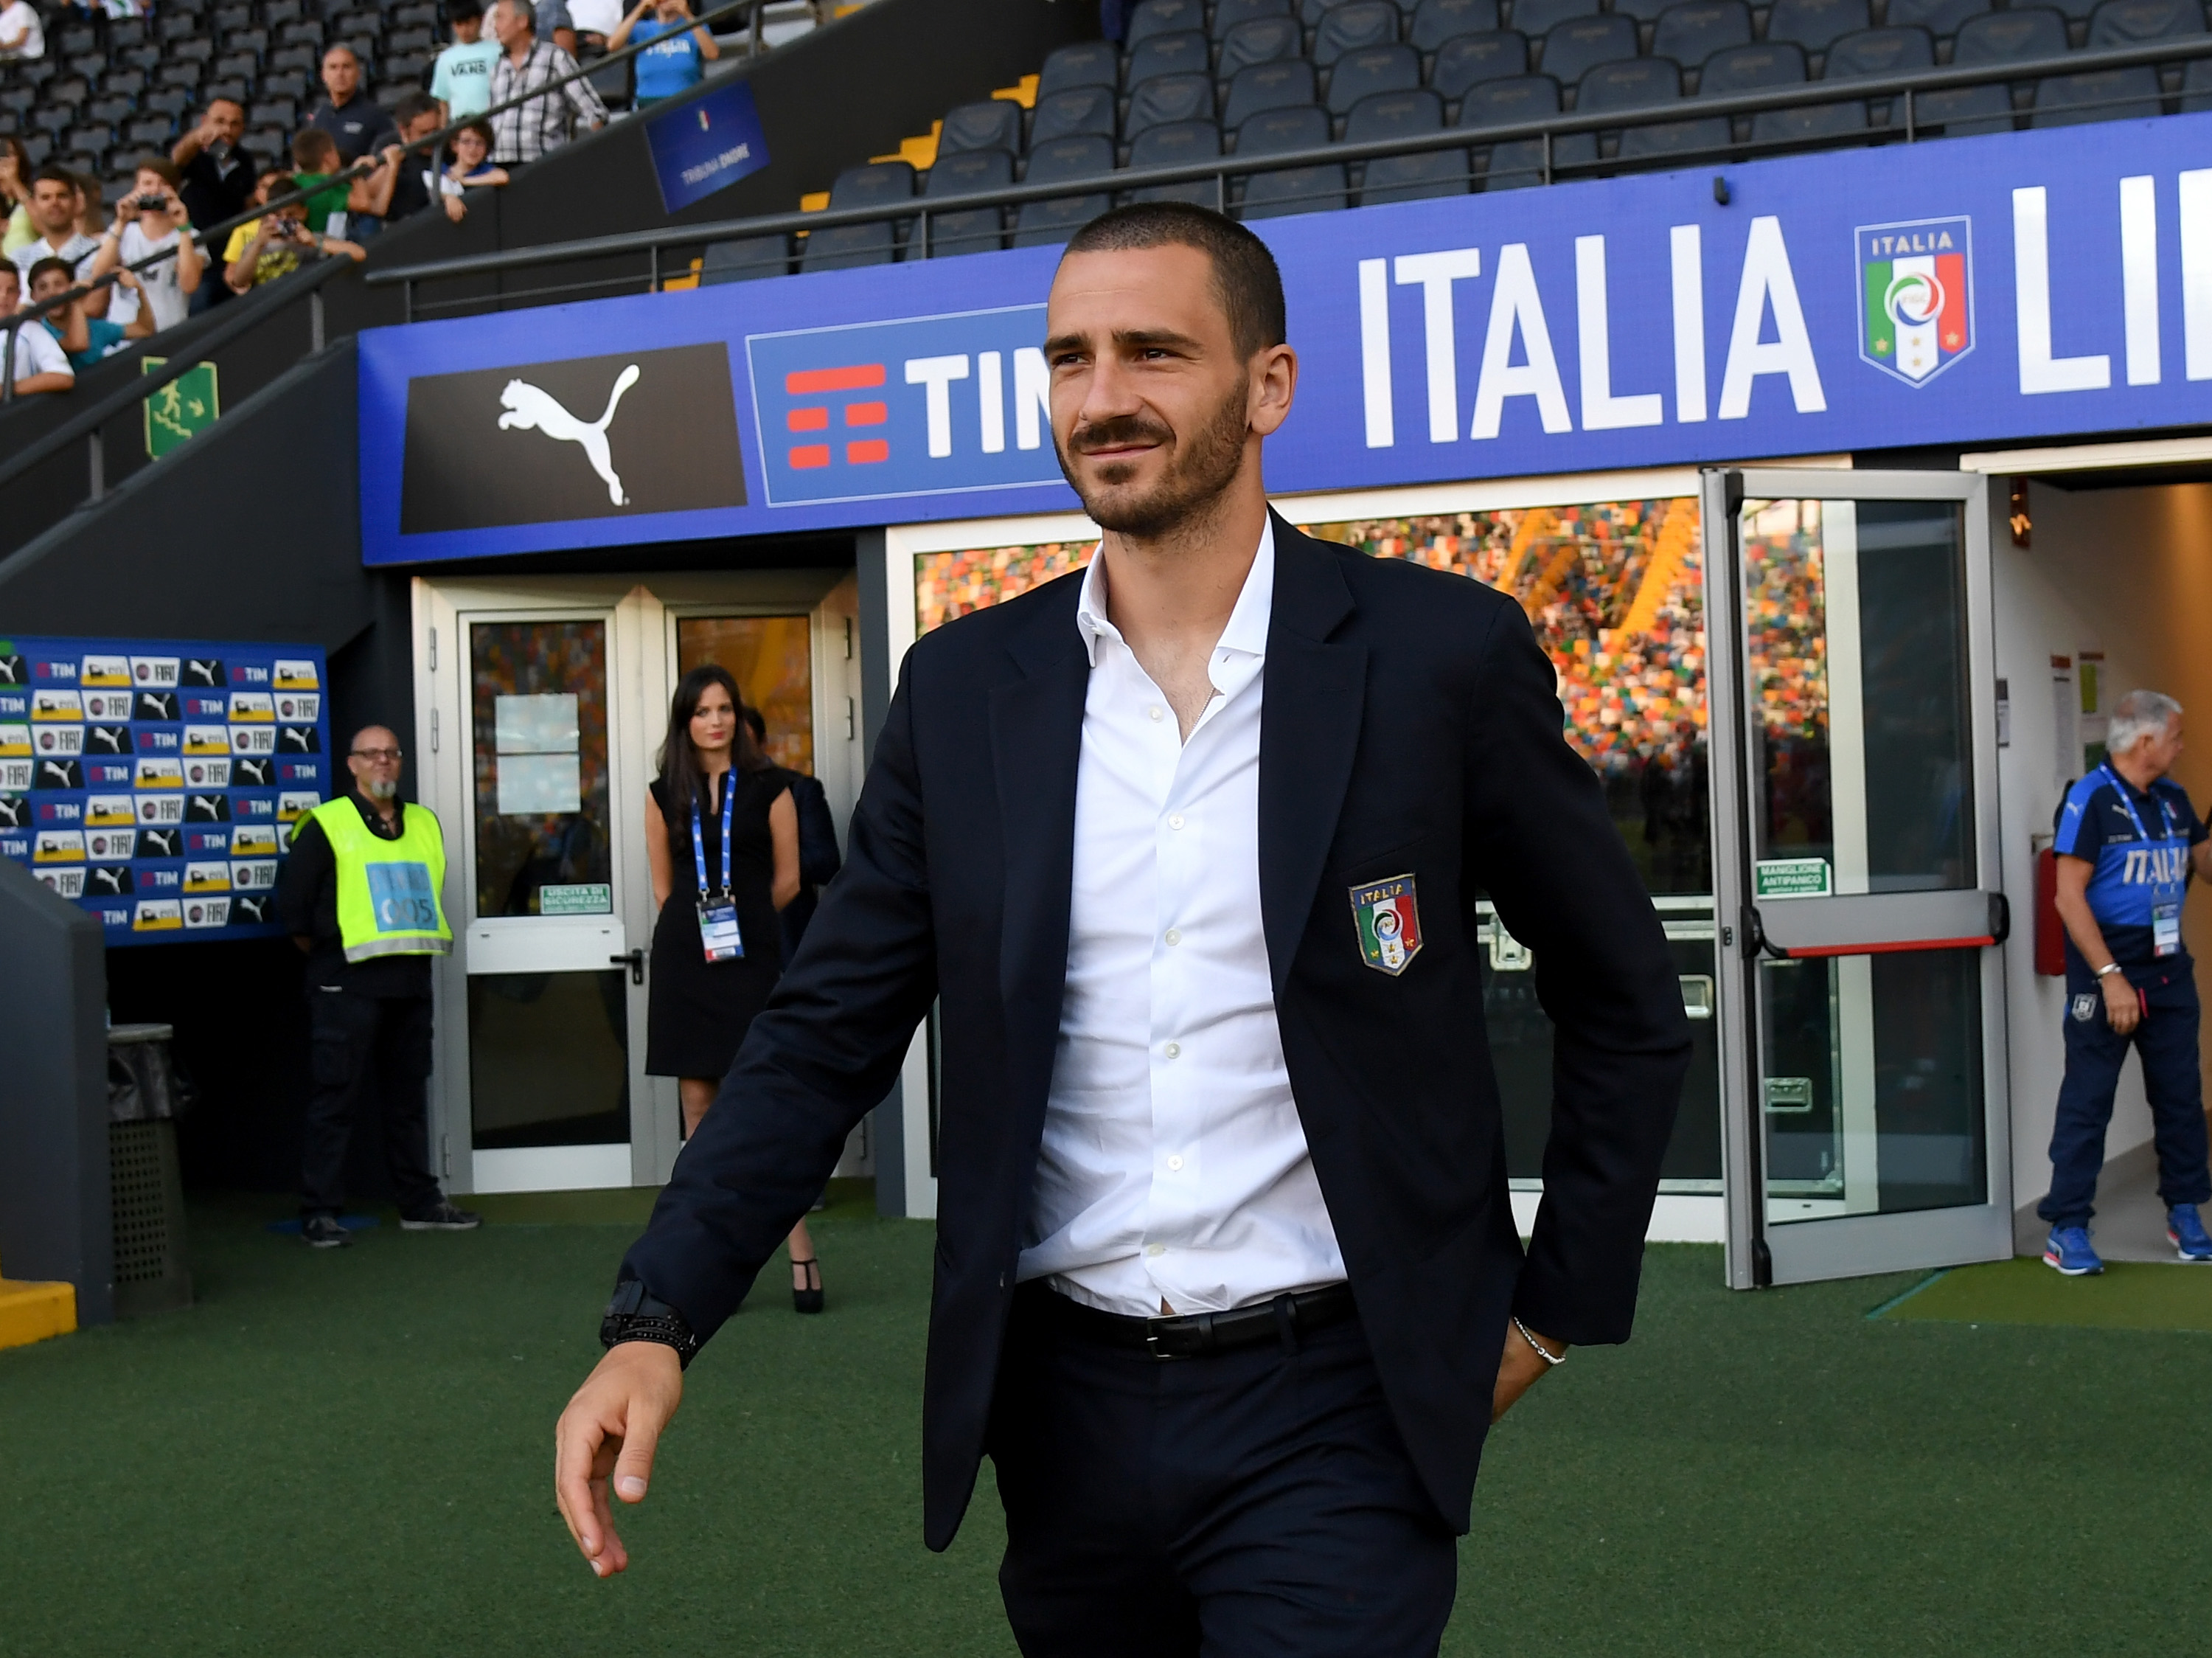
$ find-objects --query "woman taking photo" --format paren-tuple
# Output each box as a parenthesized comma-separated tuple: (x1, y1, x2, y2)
(644, 665, 821, 1311)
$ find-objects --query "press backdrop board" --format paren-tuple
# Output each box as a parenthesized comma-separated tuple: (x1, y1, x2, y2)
(0, 637, 331, 945)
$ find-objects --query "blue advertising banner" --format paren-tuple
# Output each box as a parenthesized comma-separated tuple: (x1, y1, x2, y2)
(645, 77, 770, 215)
(0, 637, 330, 945)
(359, 114, 2212, 566)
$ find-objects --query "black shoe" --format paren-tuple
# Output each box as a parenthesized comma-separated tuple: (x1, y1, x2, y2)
(302, 1213, 350, 1249)
(791, 1255, 824, 1314)
(400, 1200, 482, 1231)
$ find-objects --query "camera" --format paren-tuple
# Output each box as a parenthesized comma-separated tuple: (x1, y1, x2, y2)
(130, 192, 168, 212)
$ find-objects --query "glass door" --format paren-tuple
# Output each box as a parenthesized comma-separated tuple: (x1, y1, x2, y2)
(1704, 469, 2013, 1287)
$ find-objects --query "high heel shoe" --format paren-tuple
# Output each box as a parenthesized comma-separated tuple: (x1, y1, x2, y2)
(790, 1255, 824, 1314)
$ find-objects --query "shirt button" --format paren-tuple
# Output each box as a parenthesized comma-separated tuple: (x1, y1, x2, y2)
(1168, 814, 1185, 830)
(1164, 1041, 1181, 1059)
(1145, 1243, 1166, 1257)
(1164, 928, 1181, 946)
(1167, 1154, 1184, 1171)
(1148, 705, 1164, 721)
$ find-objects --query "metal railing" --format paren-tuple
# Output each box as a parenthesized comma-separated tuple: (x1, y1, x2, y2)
(369, 32, 2212, 316)
(1, 0, 792, 400)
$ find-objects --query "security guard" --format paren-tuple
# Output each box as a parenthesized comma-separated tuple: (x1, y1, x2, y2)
(2042, 689, 2212, 1274)
(279, 724, 480, 1249)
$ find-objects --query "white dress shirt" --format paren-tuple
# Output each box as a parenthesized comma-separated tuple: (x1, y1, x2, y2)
(1016, 520, 1348, 1317)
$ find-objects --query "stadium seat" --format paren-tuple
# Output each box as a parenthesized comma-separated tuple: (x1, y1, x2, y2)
(2032, 63, 2163, 121)
(1223, 58, 1319, 127)
(922, 148, 1012, 257)
(55, 24, 94, 55)
(269, 44, 318, 76)
(1037, 41, 1121, 98)
(1127, 119, 1223, 205)
(1234, 103, 1348, 218)
(1652, 1, 1753, 73)
(1316, 1, 1404, 63)
(1349, 89, 1467, 202)
(1126, 73, 1217, 136)
(938, 99, 1023, 158)
(1326, 43, 1422, 111)
(212, 3, 251, 30)
(1014, 134, 1114, 247)
(1127, 0, 1208, 48)
(1822, 24, 1936, 80)
(1723, 42, 1865, 140)
(2038, 0, 2104, 21)
(1540, 15, 1639, 87)
(264, 72, 310, 102)
(1431, 30, 1530, 97)
(1590, 59, 1732, 156)
(1031, 85, 1119, 144)
(2183, 54, 2212, 106)
(2086, 0, 2203, 41)
(174, 38, 216, 64)
(1509, 0, 1603, 37)
(147, 88, 193, 119)
(280, 20, 325, 48)
(1218, 15, 1305, 78)
(1764, 0, 1872, 55)
(1882, 0, 1992, 44)
(1126, 30, 1212, 90)
(1213, 0, 1295, 37)
(801, 161, 914, 273)
(250, 99, 295, 130)
(1460, 73, 1597, 185)
(1921, 5, 2065, 131)
(159, 13, 202, 41)
(1411, 0, 1503, 50)
(699, 235, 791, 285)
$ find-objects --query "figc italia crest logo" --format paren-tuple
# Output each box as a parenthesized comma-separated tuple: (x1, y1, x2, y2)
(1855, 215, 1974, 386)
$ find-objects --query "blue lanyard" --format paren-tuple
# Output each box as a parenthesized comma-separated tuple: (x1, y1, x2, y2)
(689, 771, 734, 899)
(2102, 763, 2181, 887)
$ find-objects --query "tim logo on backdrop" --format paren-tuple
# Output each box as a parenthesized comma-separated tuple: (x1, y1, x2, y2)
(1859, 215, 1974, 385)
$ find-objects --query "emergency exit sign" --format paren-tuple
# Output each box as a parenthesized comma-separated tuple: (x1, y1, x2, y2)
(1755, 859, 1832, 900)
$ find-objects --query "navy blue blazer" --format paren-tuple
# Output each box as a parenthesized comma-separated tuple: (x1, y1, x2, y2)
(621, 515, 1691, 1550)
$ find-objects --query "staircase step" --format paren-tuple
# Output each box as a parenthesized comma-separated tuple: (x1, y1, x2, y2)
(0, 1279, 77, 1351)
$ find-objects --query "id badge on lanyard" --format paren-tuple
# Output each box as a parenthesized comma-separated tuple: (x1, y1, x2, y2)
(692, 777, 744, 963)
(2106, 763, 2185, 957)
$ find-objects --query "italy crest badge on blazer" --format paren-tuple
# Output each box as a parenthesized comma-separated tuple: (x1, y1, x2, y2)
(1350, 875, 1423, 975)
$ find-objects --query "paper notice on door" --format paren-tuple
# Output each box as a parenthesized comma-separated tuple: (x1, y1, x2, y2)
(497, 752, 581, 815)
(494, 693, 580, 755)
(1754, 858, 1832, 900)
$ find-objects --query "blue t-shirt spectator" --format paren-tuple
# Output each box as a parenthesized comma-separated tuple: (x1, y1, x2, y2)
(2054, 763, 2209, 967)
(631, 17, 705, 103)
(45, 312, 124, 370)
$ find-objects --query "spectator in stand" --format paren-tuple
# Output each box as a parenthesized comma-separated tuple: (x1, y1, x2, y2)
(88, 159, 204, 334)
(223, 169, 366, 294)
(0, 0, 44, 59)
(537, 0, 624, 58)
(434, 120, 509, 220)
(490, 0, 607, 167)
(0, 266, 72, 394)
(173, 100, 255, 237)
(309, 44, 398, 167)
(291, 130, 358, 236)
(28, 254, 151, 369)
(0, 136, 34, 257)
(361, 94, 448, 225)
(10, 170, 105, 313)
(431, 0, 504, 123)
(609, 0, 719, 107)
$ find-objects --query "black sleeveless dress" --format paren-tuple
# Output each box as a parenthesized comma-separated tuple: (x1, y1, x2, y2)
(645, 768, 787, 1078)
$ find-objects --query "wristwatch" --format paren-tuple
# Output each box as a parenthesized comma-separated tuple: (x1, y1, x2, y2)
(599, 1278, 701, 1369)
(2096, 962, 2125, 979)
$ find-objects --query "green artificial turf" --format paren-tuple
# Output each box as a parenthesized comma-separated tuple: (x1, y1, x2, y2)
(1878, 1254, 2212, 1333)
(6, 1201, 2211, 1656)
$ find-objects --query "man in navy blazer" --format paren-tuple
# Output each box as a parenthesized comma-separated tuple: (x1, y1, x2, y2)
(557, 204, 1690, 1654)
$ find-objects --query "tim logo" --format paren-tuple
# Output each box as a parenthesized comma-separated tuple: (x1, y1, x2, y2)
(747, 305, 1065, 507)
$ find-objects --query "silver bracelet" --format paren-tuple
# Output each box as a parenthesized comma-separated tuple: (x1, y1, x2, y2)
(1513, 1316, 1564, 1366)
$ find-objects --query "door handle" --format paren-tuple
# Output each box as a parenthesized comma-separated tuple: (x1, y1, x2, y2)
(611, 948, 644, 985)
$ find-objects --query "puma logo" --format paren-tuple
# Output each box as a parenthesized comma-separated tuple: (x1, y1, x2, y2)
(498, 366, 641, 506)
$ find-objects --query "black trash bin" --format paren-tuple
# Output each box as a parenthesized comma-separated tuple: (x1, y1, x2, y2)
(107, 1023, 194, 1318)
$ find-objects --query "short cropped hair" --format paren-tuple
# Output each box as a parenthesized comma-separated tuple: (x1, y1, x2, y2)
(26, 255, 77, 289)
(1063, 202, 1286, 361)
(30, 164, 78, 195)
(448, 0, 485, 18)
(393, 90, 442, 128)
(2108, 689, 2183, 755)
(292, 128, 340, 170)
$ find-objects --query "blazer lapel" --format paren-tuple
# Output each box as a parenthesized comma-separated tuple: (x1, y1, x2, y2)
(988, 583, 1091, 1101)
(1258, 518, 1366, 994)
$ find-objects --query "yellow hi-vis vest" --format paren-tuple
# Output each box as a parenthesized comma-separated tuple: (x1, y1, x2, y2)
(308, 796, 453, 962)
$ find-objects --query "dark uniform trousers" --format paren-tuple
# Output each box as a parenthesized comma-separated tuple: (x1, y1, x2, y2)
(987, 1283, 1458, 1658)
(300, 987, 442, 1215)
(2039, 965, 2212, 1227)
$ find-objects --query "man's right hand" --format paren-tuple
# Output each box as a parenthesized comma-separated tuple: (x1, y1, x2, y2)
(554, 1340, 684, 1577)
(2103, 971, 2143, 1035)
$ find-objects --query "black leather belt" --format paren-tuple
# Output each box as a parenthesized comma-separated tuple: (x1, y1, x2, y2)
(1039, 1283, 1357, 1361)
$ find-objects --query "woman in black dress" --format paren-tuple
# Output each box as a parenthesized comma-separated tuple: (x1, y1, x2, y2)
(644, 665, 818, 1309)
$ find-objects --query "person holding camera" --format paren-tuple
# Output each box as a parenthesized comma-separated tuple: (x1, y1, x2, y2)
(87, 159, 202, 336)
(221, 173, 364, 296)
(606, 0, 718, 107)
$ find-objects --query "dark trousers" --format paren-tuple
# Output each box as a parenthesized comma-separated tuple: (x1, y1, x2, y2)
(987, 1284, 1458, 1658)
(2039, 970, 2211, 1227)
(300, 988, 442, 1216)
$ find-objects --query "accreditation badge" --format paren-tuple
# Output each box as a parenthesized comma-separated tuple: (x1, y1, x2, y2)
(698, 897, 745, 962)
(1349, 874, 1423, 976)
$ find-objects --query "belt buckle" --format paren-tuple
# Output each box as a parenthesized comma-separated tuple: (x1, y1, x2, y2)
(1144, 1320, 1178, 1361)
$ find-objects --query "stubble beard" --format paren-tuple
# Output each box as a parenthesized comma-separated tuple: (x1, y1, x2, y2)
(1056, 380, 1251, 543)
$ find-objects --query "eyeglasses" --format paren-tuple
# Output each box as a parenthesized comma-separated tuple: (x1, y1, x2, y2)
(349, 747, 403, 762)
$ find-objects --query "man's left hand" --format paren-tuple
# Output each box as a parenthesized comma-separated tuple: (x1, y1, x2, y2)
(1491, 1322, 1566, 1422)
